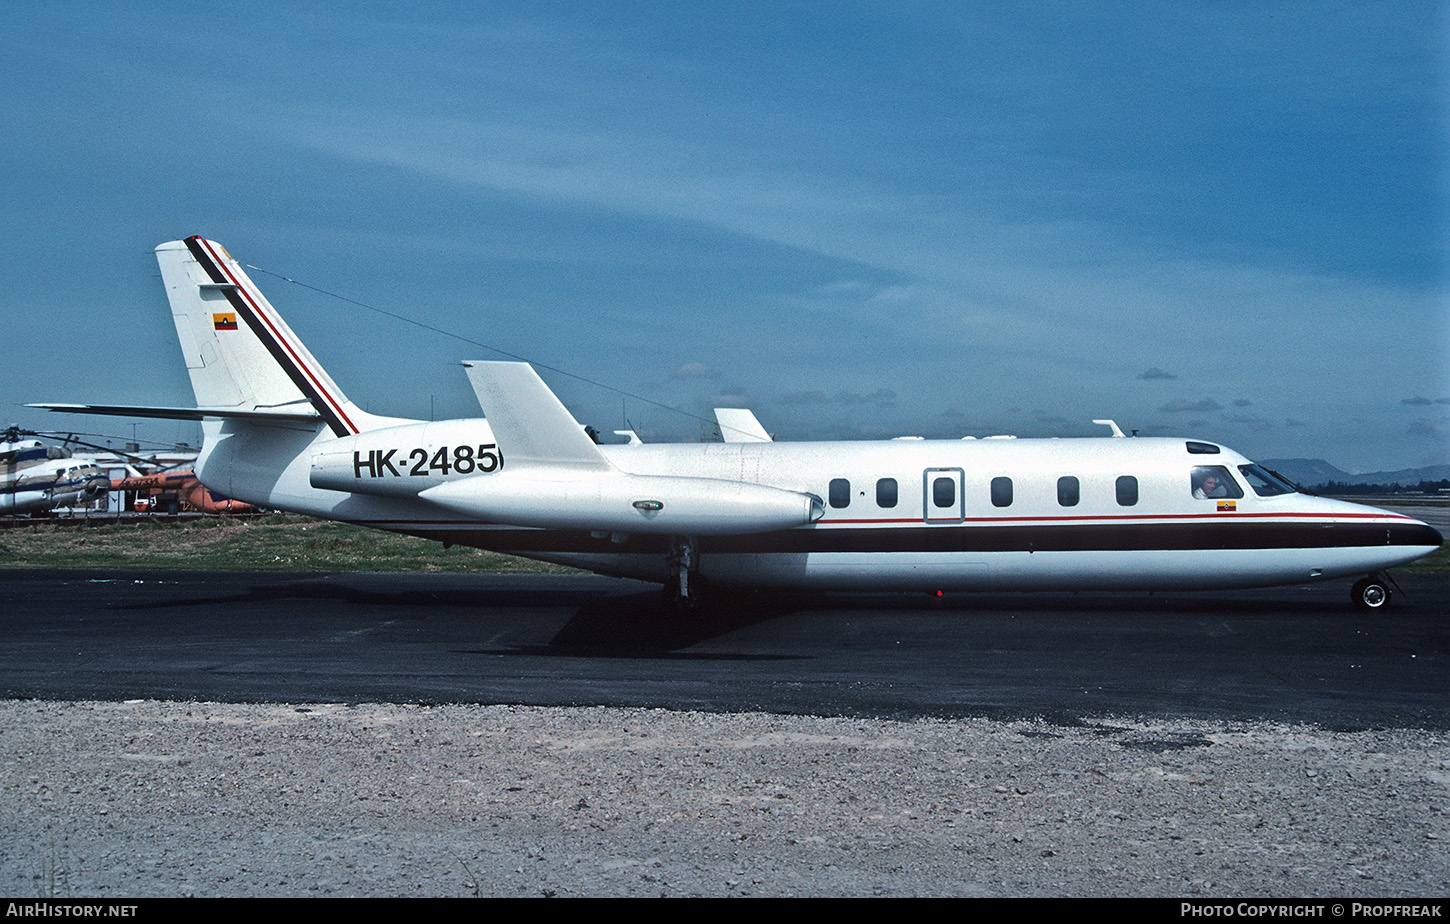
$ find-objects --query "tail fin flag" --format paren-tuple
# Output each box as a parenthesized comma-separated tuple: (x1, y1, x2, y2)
(158, 238, 363, 436)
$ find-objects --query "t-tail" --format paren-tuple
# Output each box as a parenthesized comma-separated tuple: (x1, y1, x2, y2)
(36, 238, 406, 435)
(30, 238, 414, 507)
(158, 237, 394, 436)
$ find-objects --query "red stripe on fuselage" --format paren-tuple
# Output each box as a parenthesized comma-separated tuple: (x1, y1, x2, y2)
(816, 511, 1418, 526)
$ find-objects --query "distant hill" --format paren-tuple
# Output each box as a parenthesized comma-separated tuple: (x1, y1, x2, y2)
(1259, 459, 1450, 489)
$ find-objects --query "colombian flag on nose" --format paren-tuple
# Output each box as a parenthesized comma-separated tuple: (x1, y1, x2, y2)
(213, 313, 238, 331)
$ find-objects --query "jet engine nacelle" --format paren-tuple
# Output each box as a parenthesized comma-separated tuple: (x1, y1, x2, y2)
(418, 468, 825, 536)
(309, 421, 823, 536)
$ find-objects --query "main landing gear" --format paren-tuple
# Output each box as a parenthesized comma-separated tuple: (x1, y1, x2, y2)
(664, 535, 701, 611)
(1350, 574, 1396, 612)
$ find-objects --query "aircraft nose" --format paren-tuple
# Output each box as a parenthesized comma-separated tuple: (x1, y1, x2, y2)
(1399, 517, 1443, 550)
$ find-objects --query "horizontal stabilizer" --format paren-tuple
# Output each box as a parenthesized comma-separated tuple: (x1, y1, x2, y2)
(462, 361, 610, 470)
(28, 403, 323, 423)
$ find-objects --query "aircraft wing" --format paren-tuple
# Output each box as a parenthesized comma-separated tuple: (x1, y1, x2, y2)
(460, 362, 611, 470)
(714, 408, 773, 443)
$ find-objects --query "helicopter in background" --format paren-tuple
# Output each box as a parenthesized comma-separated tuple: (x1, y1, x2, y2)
(0, 427, 109, 514)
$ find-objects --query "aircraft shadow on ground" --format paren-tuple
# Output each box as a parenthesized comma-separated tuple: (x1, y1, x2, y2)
(109, 572, 1424, 663)
(112, 575, 806, 659)
(480, 590, 809, 660)
(110, 575, 603, 612)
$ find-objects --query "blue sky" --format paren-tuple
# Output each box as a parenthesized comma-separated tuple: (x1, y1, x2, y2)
(3, 1, 1445, 472)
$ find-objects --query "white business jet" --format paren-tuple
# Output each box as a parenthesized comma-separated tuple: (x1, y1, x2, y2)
(34, 238, 1441, 610)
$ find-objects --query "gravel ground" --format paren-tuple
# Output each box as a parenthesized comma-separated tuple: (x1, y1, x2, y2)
(1, 700, 1447, 898)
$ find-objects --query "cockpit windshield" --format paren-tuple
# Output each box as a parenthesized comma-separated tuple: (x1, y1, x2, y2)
(1238, 463, 1298, 497)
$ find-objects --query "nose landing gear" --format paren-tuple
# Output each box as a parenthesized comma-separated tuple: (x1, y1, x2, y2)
(1350, 574, 1395, 612)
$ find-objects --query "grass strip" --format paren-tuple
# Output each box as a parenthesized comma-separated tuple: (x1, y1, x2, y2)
(0, 515, 575, 573)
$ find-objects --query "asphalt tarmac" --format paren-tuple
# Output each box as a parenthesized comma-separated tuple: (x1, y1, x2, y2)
(1, 569, 1445, 729)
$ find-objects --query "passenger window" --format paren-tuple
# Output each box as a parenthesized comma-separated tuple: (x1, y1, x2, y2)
(876, 478, 898, 508)
(1191, 466, 1243, 500)
(991, 477, 1013, 508)
(1116, 475, 1138, 507)
(829, 478, 851, 509)
(1057, 476, 1080, 507)
(932, 476, 956, 508)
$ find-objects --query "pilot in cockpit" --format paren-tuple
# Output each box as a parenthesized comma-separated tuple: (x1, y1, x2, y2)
(1193, 472, 1227, 499)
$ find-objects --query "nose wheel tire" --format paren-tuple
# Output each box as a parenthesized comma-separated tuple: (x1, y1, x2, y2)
(1350, 577, 1391, 612)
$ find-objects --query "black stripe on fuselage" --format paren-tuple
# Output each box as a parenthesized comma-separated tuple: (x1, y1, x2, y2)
(372, 519, 1444, 556)
(183, 237, 352, 437)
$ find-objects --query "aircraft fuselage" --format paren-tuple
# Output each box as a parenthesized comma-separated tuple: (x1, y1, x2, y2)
(195, 417, 1440, 593)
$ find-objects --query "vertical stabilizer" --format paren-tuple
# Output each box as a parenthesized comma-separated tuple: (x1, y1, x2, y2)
(157, 238, 369, 436)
